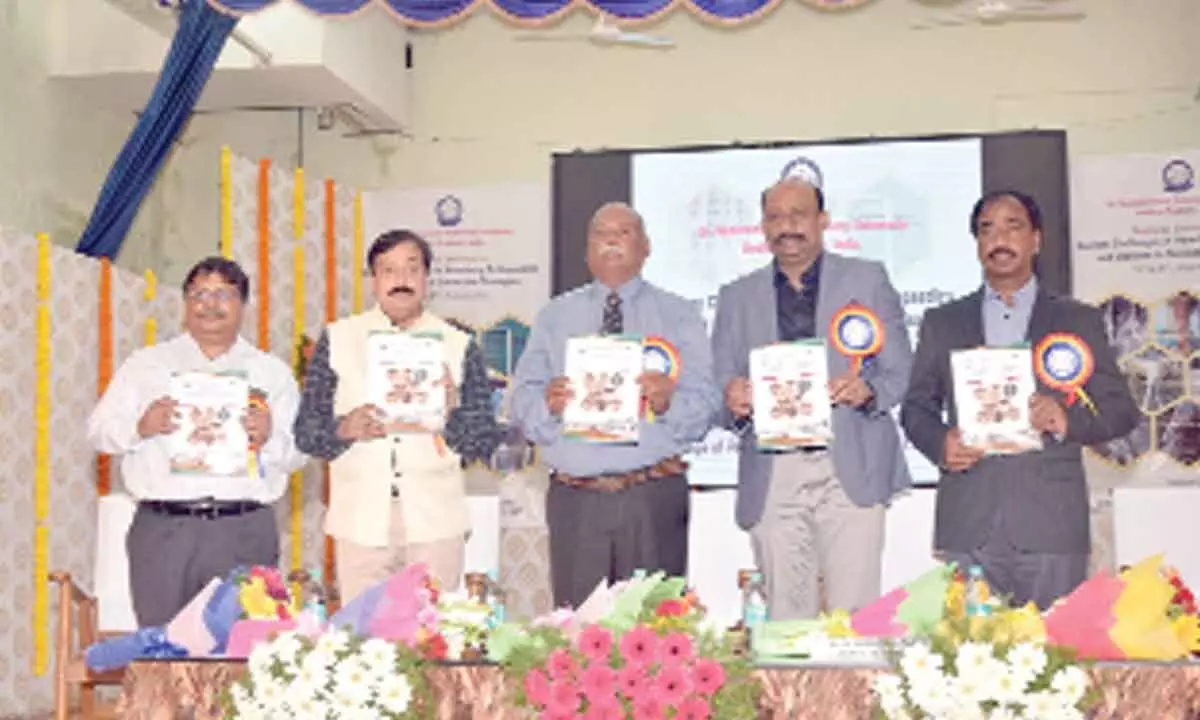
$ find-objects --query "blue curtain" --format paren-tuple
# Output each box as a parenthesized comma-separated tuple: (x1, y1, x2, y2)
(210, 0, 775, 25)
(76, 0, 237, 259)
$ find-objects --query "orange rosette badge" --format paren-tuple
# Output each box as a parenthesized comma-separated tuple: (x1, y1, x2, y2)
(641, 336, 681, 422)
(829, 304, 884, 374)
(1034, 333, 1098, 414)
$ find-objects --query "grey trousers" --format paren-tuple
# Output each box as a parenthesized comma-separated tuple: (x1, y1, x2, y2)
(547, 473, 689, 609)
(942, 515, 1087, 611)
(126, 504, 279, 628)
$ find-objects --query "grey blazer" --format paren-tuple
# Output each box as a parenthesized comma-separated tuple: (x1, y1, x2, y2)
(900, 286, 1140, 555)
(711, 253, 914, 530)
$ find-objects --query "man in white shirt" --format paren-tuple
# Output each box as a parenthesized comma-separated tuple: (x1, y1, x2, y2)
(88, 257, 307, 627)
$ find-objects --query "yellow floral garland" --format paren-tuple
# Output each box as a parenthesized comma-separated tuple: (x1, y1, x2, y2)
(220, 145, 233, 260)
(33, 233, 51, 676)
(291, 168, 305, 575)
(144, 269, 157, 346)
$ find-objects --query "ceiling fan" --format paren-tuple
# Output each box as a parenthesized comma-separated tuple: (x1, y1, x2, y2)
(911, 0, 1086, 30)
(514, 16, 675, 49)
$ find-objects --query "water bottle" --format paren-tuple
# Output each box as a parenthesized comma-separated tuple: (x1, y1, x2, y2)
(965, 565, 992, 618)
(305, 567, 327, 624)
(742, 570, 768, 630)
(486, 570, 506, 627)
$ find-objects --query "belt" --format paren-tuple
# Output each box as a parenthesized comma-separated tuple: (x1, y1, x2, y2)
(551, 456, 688, 493)
(141, 499, 265, 519)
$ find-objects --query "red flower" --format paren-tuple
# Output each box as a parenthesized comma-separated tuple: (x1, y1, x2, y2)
(580, 663, 616, 703)
(546, 681, 581, 714)
(546, 648, 578, 681)
(584, 699, 625, 720)
(524, 668, 551, 708)
(677, 696, 713, 720)
(661, 633, 694, 665)
(656, 599, 688, 617)
(619, 626, 659, 667)
(633, 696, 664, 720)
(421, 633, 448, 660)
(617, 664, 650, 700)
(654, 665, 691, 707)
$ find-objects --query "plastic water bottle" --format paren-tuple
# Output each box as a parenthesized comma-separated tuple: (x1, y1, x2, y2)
(965, 565, 992, 618)
(305, 567, 327, 624)
(742, 570, 768, 629)
(486, 570, 506, 627)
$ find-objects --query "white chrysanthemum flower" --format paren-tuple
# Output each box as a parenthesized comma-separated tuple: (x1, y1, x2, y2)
(952, 674, 987, 706)
(301, 647, 336, 677)
(955, 641, 995, 681)
(359, 638, 397, 667)
(269, 631, 303, 667)
(378, 673, 414, 714)
(332, 657, 374, 705)
(986, 705, 1020, 720)
(873, 673, 906, 715)
(909, 677, 953, 717)
(1005, 643, 1047, 685)
(247, 643, 277, 680)
(984, 667, 1027, 706)
(899, 642, 944, 681)
(1050, 664, 1089, 704)
(315, 628, 351, 655)
(282, 695, 327, 720)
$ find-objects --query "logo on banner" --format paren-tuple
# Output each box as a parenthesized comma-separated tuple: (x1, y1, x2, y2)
(435, 195, 463, 227)
(780, 156, 824, 189)
(1163, 159, 1195, 193)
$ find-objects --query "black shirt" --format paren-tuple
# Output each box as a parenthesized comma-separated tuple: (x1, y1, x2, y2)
(775, 254, 822, 342)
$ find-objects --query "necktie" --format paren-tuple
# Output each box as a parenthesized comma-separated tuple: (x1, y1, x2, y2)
(601, 291, 623, 335)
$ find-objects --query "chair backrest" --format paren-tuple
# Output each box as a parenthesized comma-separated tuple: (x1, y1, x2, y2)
(95, 494, 139, 633)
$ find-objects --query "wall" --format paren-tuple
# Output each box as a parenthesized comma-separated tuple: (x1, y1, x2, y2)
(0, 0, 163, 271)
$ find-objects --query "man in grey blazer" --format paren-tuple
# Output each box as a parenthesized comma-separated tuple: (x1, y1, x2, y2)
(901, 190, 1139, 609)
(711, 178, 913, 619)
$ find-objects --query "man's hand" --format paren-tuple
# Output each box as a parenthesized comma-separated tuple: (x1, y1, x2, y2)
(724, 377, 753, 418)
(137, 397, 179, 439)
(243, 405, 272, 448)
(943, 427, 985, 473)
(829, 373, 874, 409)
(1029, 393, 1069, 437)
(544, 377, 573, 417)
(440, 363, 458, 411)
(336, 404, 386, 442)
(638, 371, 677, 416)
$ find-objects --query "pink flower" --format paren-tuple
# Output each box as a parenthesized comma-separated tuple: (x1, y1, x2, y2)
(583, 699, 625, 720)
(619, 625, 659, 667)
(677, 696, 713, 720)
(661, 633, 694, 665)
(577, 624, 613, 662)
(525, 668, 551, 708)
(546, 680, 581, 714)
(580, 663, 617, 703)
(617, 664, 650, 700)
(547, 648, 579, 681)
(690, 659, 726, 696)
(654, 665, 691, 707)
(633, 696, 664, 720)
(539, 711, 577, 720)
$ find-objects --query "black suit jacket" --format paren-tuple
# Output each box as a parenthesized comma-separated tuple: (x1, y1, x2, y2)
(901, 285, 1139, 555)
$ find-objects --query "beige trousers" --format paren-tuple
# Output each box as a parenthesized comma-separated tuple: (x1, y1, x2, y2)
(335, 498, 466, 605)
(749, 451, 885, 620)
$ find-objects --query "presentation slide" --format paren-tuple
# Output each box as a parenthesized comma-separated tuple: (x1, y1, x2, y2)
(632, 138, 984, 486)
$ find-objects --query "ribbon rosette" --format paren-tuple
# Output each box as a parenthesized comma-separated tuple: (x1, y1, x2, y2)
(1034, 332, 1098, 414)
(829, 304, 884, 374)
(641, 336, 681, 422)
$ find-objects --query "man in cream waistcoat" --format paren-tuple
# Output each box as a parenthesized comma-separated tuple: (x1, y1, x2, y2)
(295, 230, 502, 604)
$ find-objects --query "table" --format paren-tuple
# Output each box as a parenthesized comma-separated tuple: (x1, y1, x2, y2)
(117, 659, 1200, 719)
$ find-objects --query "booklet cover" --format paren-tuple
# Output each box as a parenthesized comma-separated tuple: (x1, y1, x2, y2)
(750, 340, 833, 450)
(562, 335, 644, 444)
(366, 330, 447, 434)
(167, 371, 250, 476)
(951, 346, 1043, 455)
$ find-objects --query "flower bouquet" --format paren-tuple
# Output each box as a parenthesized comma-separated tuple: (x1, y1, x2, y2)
(226, 627, 433, 719)
(489, 572, 759, 719)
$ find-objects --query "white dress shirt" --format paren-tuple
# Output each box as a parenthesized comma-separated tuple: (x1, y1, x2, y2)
(87, 333, 308, 503)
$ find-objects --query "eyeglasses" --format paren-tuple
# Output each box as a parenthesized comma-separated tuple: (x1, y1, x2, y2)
(187, 288, 239, 304)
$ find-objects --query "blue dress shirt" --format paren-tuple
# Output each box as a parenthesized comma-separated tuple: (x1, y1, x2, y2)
(983, 276, 1038, 347)
(509, 277, 721, 476)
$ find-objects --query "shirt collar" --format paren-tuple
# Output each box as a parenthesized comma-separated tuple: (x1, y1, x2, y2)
(180, 332, 246, 364)
(592, 275, 645, 303)
(773, 253, 823, 290)
(985, 275, 1039, 308)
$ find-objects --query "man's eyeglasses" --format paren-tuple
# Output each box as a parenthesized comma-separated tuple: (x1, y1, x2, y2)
(187, 288, 239, 304)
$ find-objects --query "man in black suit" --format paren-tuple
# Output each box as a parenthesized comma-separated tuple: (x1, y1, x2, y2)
(901, 190, 1139, 609)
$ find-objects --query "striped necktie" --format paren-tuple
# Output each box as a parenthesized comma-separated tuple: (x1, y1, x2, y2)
(601, 291, 623, 335)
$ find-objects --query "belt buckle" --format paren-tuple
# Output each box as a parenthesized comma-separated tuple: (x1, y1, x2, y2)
(193, 502, 220, 520)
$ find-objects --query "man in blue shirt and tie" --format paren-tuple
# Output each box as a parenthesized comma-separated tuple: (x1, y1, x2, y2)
(510, 202, 721, 608)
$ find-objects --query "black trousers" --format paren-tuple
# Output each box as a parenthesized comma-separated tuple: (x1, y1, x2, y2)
(547, 473, 690, 609)
(126, 504, 279, 628)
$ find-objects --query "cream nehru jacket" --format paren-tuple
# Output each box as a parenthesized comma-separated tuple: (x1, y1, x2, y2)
(324, 306, 471, 548)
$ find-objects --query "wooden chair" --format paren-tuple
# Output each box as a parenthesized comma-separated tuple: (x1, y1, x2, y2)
(49, 571, 124, 720)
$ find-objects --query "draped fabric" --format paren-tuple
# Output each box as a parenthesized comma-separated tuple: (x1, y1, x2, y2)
(204, 0, 871, 27)
(76, 0, 237, 259)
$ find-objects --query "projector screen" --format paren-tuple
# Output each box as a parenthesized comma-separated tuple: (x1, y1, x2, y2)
(551, 131, 1071, 488)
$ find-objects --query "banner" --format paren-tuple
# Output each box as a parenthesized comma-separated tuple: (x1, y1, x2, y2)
(362, 184, 550, 417)
(1071, 151, 1200, 483)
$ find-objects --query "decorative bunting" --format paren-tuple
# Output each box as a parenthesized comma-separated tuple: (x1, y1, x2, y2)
(291, 168, 305, 576)
(323, 178, 338, 591)
(220, 145, 233, 260)
(144, 269, 157, 346)
(257, 159, 271, 351)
